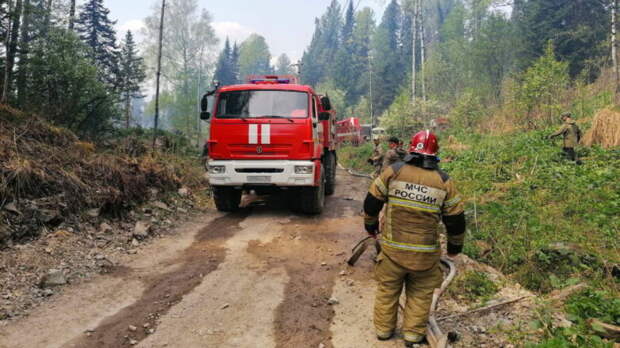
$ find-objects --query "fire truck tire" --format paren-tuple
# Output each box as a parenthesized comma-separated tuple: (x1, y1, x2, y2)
(325, 152, 336, 196)
(212, 186, 242, 212)
(298, 168, 325, 214)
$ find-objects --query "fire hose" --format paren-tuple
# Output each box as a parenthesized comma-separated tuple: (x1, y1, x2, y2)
(347, 237, 457, 348)
(425, 257, 457, 348)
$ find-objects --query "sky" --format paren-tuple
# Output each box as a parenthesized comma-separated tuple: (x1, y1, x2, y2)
(104, 0, 388, 64)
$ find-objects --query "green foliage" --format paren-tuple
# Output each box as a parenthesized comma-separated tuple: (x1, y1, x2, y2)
(143, 0, 218, 142)
(565, 289, 620, 326)
(516, 0, 610, 79)
(214, 38, 238, 86)
(517, 43, 570, 128)
(525, 289, 619, 347)
(441, 128, 619, 293)
(75, 0, 120, 87)
(315, 79, 347, 117)
(448, 91, 486, 129)
(238, 34, 272, 79)
(300, 0, 342, 86)
(379, 91, 447, 140)
(447, 270, 498, 303)
(338, 143, 374, 173)
(24, 28, 118, 137)
(274, 53, 293, 75)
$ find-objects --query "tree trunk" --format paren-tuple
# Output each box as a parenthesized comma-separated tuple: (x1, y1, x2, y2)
(2, 0, 23, 104)
(16, 0, 31, 107)
(68, 0, 75, 30)
(419, 0, 426, 102)
(153, 0, 166, 150)
(411, 0, 417, 103)
(125, 93, 131, 128)
(613, 0, 619, 101)
(42, 0, 52, 35)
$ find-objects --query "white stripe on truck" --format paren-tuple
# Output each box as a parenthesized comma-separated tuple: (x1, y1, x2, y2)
(249, 124, 258, 144)
(261, 124, 271, 144)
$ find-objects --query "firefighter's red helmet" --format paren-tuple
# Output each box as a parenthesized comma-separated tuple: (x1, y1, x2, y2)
(409, 130, 439, 156)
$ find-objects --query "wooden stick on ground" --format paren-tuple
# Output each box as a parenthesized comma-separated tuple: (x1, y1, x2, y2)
(437, 296, 533, 322)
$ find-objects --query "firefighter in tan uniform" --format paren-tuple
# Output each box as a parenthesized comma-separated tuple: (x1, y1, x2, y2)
(368, 138, 385, 177)
(548, 112, 582, 163)
(363, 130, 466, 346)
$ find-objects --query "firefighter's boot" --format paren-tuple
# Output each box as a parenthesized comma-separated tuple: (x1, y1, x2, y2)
(404, 333, 424, 347)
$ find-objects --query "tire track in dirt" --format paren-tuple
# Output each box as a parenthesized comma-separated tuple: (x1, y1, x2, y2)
(248, 186, 364, 348)
(64, 211, 249, 348)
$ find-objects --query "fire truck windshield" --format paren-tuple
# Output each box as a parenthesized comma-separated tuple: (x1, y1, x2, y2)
(216, 90, 309, 119)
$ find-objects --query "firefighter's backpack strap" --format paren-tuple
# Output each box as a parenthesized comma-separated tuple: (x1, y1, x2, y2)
(390, 161, 406, 176)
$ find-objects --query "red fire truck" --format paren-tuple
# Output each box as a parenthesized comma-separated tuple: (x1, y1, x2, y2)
(336, 117, 362, 146)
(200, 75, 337, 214)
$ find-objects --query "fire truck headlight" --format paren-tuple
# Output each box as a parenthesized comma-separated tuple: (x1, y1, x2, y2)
(208, 165, 226, 174)
(294, 165, 314, 174)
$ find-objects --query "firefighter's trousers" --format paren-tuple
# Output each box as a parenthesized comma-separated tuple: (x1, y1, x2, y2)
(374, 253, 443, 339)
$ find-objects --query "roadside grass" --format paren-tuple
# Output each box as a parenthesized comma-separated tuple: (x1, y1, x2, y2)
(338, 142, 375, 173)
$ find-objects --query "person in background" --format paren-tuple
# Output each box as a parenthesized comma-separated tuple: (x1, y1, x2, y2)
(384, 136, 407, 167)
(548, 112, 582, 163)
(368, 138, 385, 177)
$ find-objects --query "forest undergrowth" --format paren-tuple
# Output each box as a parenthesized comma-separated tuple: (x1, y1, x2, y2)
(338, 110, 619, 346)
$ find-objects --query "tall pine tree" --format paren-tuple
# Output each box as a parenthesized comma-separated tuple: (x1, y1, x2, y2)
(517, 0, 609, 79)
(76, 0, 119, 88)
(300, 0, 342, 86)
(118, 30, 146, 128)
(331, 0, 356, 103)
(213, 38, 235, 86)
(230, 42, 240, 84)
(372, 0, 404, 113)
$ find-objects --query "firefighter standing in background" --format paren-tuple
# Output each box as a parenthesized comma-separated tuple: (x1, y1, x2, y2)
(548, 112, 582, 163)
(368, 138, 385, 177)
(384, 136, 407, 167)
(363, 130, 466, 346)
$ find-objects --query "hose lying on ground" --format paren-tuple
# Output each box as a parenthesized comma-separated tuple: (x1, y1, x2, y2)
(426, 258, 457, 348)
(337, 162, 373, 179)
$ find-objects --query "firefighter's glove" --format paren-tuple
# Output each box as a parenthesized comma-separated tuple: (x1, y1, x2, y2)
(365, 222, 379, 237)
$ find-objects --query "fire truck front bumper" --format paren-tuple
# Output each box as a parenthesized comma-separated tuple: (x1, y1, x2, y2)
(207, 160, 317, 187)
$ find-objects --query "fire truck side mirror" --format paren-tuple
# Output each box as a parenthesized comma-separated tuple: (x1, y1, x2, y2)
(320, 96, 332, 111)
(318, 112, 330, 121)
(200, 94, 211, 120)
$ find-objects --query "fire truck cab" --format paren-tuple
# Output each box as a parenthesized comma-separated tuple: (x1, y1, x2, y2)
(200, 75, 337, 214)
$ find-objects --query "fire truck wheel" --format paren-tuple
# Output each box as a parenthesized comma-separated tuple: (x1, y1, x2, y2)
(212, 186, 242, 212)
(325, 152, 336, 196)
(298, 168, 325, 214)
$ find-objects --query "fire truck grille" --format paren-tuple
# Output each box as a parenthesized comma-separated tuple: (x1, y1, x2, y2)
(229, 144, 292, 156)
(235, 168, 285, 173)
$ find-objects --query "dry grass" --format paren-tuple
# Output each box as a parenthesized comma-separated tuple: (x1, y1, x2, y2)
(582, 107, 620, 148)
(0, 105, 206, 245)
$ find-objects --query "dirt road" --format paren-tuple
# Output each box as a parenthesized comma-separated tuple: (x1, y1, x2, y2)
(0, 170, 413, 348)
